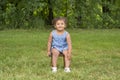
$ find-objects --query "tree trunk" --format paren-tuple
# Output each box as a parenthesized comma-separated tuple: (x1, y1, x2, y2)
(48, 0, 53, 25)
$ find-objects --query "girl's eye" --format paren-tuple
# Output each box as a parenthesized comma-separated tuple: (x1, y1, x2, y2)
(61, 23, 64, 25)
(56, 23, 60, 25)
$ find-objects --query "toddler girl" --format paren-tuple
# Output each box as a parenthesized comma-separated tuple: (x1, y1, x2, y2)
(47, 17, 72, 72)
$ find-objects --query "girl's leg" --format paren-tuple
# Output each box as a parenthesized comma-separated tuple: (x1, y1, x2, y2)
(63, 50, 71, 70)
(51, 48, 60, 67)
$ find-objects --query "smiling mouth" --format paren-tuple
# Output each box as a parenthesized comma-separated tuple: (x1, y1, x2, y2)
(58, 27, 63, 28)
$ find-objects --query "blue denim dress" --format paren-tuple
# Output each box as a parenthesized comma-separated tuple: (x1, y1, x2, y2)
(51, 30, 68, 52)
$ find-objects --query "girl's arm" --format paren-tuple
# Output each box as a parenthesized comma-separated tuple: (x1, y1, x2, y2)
(66, 33, 72, 55)
(47, 32, 52, 56)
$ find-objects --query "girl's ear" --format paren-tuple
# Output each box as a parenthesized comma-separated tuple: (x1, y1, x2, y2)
(54, 25, 57, 28)
(64, 24, 67, 28)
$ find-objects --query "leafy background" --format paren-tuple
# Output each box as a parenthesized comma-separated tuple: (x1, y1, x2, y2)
(0, 0, 120, 29)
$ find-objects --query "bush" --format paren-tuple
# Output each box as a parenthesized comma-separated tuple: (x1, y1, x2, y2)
(0, 0, 120, 29)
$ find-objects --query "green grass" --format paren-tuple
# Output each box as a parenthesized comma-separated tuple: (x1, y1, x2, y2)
(0, 29, 120, 80)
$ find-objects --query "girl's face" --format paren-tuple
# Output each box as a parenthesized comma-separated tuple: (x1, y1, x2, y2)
(55, 20, 66, 31)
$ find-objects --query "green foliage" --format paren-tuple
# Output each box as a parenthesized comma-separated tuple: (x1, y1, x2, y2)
(2, 3, 17, 29)
(0, 0, 120, 29)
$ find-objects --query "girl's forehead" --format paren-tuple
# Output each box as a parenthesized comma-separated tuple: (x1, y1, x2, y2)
(56, 20, 65, 23)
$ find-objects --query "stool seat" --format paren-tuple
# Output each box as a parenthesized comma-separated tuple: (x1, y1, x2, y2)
(59, 53, 64, 57)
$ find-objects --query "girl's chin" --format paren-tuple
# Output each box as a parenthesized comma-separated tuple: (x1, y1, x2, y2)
(58, 29, 64, 31)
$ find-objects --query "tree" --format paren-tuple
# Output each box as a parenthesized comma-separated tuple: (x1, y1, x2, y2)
(0, 0, 120, 29)
(47, 0, 53, 25)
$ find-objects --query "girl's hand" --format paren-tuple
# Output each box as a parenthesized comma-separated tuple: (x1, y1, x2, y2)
(47, 51, 51, 57)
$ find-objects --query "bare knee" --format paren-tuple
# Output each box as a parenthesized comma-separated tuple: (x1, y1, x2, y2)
(63, 50, 68, 58)
(63, 50, 71, 60)
(52, 48, 59, 57)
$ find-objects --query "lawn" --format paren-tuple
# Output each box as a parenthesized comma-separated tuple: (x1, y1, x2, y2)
(0, 29, 120, 80)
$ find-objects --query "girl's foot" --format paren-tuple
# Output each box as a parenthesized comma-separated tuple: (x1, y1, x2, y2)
(64, 67, 71, 72)
(52, 67, 57, 73)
